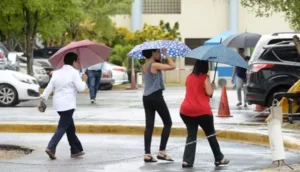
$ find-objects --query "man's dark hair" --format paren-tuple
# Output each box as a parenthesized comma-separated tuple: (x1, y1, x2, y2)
(64, 52, 78, 65)
(142, 49, 158, 59)
(192, 60, 209, 76)
(238, 48, 245, 52)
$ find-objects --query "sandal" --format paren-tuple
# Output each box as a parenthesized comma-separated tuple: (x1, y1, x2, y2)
(215, 158, 230, 166)
(157, 151, 174, 161)
(144, 154, 157, 163)
(182, 162, 193, 168)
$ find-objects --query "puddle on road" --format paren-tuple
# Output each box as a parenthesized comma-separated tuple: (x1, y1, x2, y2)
(0, 145, 33, 160)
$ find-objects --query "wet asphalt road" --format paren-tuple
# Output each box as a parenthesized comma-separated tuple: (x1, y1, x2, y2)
(0, 133, 299, 172)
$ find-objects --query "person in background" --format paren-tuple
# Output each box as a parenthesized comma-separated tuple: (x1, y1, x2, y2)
(142, 48, 175, 163)
(39, 52, 88, 160)
(86, 62, 103, 104)
(180, 60, 229, 168)
(231, 48, 249, 107)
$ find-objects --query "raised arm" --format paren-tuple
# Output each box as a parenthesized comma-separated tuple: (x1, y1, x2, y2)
(151, 49, 176, 71)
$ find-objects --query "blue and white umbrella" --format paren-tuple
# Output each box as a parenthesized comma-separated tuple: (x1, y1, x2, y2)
(185, 45, 248, 69)
(127, 40, 191, 59)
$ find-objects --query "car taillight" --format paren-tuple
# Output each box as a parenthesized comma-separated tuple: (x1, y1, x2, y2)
(251, 64, 274, 73)
(0, 53, 4, 59)
(103, 72, 110, 78)
(113, 68, 125, 72)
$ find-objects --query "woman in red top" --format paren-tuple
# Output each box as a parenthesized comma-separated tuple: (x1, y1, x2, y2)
(180, 60, 230, 168)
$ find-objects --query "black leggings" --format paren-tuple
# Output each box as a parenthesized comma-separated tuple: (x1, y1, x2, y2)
(143, 90, 172, 154)
(180, 114, 224, 164)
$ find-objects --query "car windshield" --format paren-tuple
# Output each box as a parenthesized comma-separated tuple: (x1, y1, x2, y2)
(18, 57, 42, 67)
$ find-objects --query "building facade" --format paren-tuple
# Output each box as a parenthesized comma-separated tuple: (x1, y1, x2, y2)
(112, 0, 294, 84)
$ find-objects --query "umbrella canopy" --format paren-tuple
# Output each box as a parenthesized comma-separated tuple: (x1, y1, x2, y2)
(204, 31, 235, 45)
(185, 45, 248, 69)
(49, 40, 112, 69)
(222, 32, 261, 48)
(127, 40, 191, 59)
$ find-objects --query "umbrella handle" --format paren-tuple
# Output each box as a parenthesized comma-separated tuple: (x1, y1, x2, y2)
(212, 63, 218, 83)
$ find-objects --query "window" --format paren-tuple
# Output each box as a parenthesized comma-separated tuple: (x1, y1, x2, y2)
(259, 50, 278, 62)
(273, 48, 300, 62)
(143, 0, 181, 14)
(184, 38, 209, 66)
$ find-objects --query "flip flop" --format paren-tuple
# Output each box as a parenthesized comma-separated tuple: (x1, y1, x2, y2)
(144, 155, 157, 163)
(182, 162, 193, 168)
(157, 153, 174, 161)
(215, 158, 230, 166)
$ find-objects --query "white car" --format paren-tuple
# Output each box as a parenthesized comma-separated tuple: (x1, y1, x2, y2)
(0, 69, 40, 107)
(8, 52, 50, 88)
(104, 62, 129, 85)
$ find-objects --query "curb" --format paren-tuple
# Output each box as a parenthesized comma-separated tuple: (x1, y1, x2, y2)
(1, 124, 300, 151)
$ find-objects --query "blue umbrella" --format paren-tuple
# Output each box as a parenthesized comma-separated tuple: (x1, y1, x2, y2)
(204, 31, 235, 45)
(185, 45, 248, 69)
(127, 40, 191, 59)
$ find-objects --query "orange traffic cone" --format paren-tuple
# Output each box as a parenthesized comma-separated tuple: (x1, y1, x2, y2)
(217, 86, 232, 117)
(254, 105, 266, 112)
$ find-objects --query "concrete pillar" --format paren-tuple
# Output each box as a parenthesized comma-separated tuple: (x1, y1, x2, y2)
(131, 0, 143, 31)
(229, 0, 239, 33)
(130, 0, 143, 89)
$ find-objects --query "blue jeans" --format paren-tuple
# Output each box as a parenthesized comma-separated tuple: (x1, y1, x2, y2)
(47, 109, 83, 154)
(87, 70, 102, 100)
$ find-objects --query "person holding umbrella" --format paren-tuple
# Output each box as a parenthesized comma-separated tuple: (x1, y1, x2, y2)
(142, 48, 176, 163)
(39, 52, 87, 159)
(39, 40, 112, 160)
(127, 40, 190, 162)
(180, 60, 230, 168)
(231, 48, 249, 107)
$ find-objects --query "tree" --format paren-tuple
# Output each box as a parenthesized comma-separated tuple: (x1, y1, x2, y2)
(108, 20, 182, 70)
(0, 0, 83, 75)
(133, 20, 182, 43)
(108, 44, 134, 68)
(241, 0, 300, 30)
(64, 0, 133, 43)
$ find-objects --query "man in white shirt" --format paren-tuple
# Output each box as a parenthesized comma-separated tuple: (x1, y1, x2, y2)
(39, 52, 88, 160)
(86, 62, 103, 103)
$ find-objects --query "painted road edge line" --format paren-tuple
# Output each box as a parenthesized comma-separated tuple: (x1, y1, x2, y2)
(0, 123, 300, 152)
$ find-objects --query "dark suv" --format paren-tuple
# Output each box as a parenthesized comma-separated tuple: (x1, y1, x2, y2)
(246, 41, 300, 107)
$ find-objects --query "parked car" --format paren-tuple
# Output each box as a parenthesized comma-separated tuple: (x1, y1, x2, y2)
(249, 32, 300, 65)
(0, 42, 9, 68)
(245, 41, 300, 107)
(8, 53, 50, 88)
(49, 62, 115, 90)
(99, 63, 115, 90)
(33, 47, 60, 78)
(105, 62, 129, 85)
(0, 64, 40, 107)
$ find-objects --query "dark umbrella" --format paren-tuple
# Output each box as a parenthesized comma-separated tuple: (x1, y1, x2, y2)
(222, 32, 261, 48)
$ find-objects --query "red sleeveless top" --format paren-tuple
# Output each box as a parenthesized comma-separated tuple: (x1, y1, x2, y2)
(180, 74, 213, 117)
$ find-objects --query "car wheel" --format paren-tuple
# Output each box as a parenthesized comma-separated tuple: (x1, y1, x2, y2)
(0, 84, 18, 107)
(266, 88, 289, 107)
(106, 84, 113, 90)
